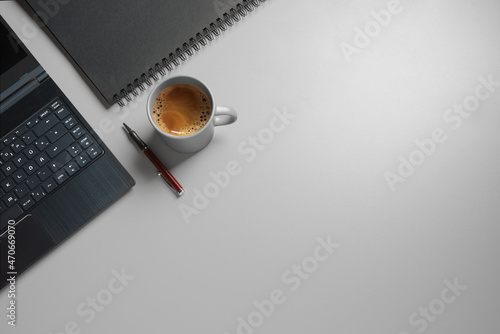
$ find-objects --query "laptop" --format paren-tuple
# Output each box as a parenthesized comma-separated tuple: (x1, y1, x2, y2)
(0, 16, 135, 289)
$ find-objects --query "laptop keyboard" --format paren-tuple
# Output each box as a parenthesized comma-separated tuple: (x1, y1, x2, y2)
(0, 99, 103, 231)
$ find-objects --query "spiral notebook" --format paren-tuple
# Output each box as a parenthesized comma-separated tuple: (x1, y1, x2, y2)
(23, 0, 267, 106)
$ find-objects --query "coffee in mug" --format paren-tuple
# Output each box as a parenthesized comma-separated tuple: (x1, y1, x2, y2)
(152, 84, 211, 136)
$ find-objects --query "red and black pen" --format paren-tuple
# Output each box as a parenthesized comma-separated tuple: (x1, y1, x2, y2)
(123, 123, 184, 196)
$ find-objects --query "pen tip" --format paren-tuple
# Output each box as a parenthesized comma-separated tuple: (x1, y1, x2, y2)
(123, 123, 132, 132)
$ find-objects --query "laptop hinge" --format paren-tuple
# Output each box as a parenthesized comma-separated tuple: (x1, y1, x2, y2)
(36, 71, 49, 83)
(0, 70, 47, 112)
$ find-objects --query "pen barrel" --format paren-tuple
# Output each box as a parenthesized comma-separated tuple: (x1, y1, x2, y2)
(143, 148, 183, 193)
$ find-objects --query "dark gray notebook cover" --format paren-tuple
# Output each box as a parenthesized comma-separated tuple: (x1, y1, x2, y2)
(24, 0, 265, 106)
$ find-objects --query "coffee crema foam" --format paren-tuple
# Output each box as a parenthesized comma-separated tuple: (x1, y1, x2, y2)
(152, 84, 211, 136)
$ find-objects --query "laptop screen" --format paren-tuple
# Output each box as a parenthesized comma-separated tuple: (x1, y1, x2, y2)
(0, 20, 28, 76)
(0, 16, 41, 104)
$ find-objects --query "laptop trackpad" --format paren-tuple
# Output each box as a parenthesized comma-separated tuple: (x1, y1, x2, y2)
(1, 215, 56, 286)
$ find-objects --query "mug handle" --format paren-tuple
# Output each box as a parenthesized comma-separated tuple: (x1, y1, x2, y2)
(214, 106, 238, 127)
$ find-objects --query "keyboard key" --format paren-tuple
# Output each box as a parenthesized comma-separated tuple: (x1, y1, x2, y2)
(10, 140, 25, 153)
(33, 113, 58, 136)
(1, 161, 15, 176)
(12, 169, 27, 184)
(76, 152, 90, 167)
(50, 100, 62, 110)
(79, 135, 93, 148)
(63, 116, 77, 129)
(36, 166, 51, 181)
(68, 143, 82, 157)
(0, 204, 23, 230)
(47, 133, 74, 158)
(34, 152, 50, 166)
(55, 107, 70, 120)
(87, 145, 102, 159)
(54, 170, 68, 184)
(14, 184, 29, 198)
(23, 145, 38, 159)
(46, 123, 67, 143)
(31, 186, 47, 202)
(2, 135, 16, 146)
(49, 161, 62, 173)
(13, 154, 27, 167)
(0, 147, 14, 161)
(15, 126, 28, 136)
(1, 178, 15, 192)
(64, 161, 79, 176)
(26, 175, 41, 190)
(39, 109, 50, 119)
(42, 178, 56, 193)
(3, 194, 17, 207)
(23, 161, 38, 175)
(26, 117, 39, 128)
(21, 130, 36, 145)
(34, 137, 50, 150)
(71, 125, 85, 139)
(19, 196, 35, 211)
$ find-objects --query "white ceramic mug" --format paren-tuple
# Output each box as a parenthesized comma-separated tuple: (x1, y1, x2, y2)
(147, 76, 237, 154)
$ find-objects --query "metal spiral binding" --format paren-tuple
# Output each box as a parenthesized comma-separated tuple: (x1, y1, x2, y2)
(114, 0, 267, 107)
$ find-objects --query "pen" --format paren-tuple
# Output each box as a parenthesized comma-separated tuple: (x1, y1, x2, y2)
(123, 123, 184, 196)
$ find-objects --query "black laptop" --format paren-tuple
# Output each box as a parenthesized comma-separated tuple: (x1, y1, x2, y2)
(0, 16, 135, 289)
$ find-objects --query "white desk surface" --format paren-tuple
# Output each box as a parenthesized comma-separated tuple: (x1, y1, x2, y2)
(1, 0, 499, 333)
